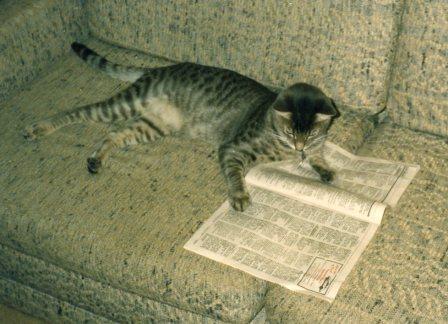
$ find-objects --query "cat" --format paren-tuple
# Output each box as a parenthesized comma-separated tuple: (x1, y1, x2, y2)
(24, 42, 340, 211)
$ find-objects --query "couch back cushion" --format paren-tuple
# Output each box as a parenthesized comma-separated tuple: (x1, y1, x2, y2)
(387, 1, 448, 136)
(86, 0, 401, 110)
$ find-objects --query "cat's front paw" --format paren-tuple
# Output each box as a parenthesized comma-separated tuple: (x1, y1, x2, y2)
(23, 122, 53, 141)
(229, 190, 251, 211)
(312, 164, 335, 183)
(87, 157, 102, 174)
(319, 169, 335, 183)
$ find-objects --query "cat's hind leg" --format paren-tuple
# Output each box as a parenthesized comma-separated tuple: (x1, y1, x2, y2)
(86, 116, 168, 173)
(23, 85, 143, 141)
(87, 99, 184, 173)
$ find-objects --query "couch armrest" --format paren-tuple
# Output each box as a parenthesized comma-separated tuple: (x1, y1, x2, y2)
(0, 0, 87, 102)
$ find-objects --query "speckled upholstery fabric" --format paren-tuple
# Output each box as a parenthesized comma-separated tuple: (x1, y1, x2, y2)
(86, 0, 403, 110)
(0, 303, 43, 324)
(0, 0, 86, 102)
(0, 244, 215, 323)
(0, 277, 112, 324)
(265, 123, 448, 323)
(326, 106, 379, 153)
(387, 1, 448, 136)
(0, 39, 379, 322)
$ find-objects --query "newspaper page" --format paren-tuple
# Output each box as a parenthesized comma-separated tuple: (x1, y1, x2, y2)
(273, 142, 420, 208)
(184, 142, 419, 301)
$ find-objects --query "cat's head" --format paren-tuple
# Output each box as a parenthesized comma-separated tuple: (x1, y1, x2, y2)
(273, 83, 340, 151)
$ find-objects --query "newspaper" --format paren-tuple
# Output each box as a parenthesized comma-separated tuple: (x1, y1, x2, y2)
(184, 142, 419, 301)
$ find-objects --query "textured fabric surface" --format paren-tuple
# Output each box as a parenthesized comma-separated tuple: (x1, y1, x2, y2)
(0, 38, 379, 322)
(265, 123, 448, 323)
(326, 106, 378, 153)
(0, 244, 217, 323)
(0, 304, 43, 324)
(0, 0, 86, 102)
(86, 0, 402, 110)
(0, 277, 112, 323)
(387, 0, 448, 136)
(358, 124, 448, 232)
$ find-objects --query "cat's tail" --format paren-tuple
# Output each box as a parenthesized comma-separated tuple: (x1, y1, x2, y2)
(71, 42, 145, 82)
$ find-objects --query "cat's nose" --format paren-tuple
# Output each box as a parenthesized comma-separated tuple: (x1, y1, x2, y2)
(294, 141, 305, 151)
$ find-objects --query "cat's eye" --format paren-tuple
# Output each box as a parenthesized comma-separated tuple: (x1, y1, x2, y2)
(309, 129, 319, 137)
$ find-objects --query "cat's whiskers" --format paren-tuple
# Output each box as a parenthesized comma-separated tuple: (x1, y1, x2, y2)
(271, 132, 294, 149)
(304, 134, 327, 150)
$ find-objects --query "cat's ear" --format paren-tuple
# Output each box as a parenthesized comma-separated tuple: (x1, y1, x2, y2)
(319, 98, 340, 118)
(273, 93, 289, 112)
(275, 110, 292, 119)
(330, 99, 340, 118)
(273, 93, 292, 118)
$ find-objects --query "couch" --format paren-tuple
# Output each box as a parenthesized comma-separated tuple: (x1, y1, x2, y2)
(0, 0, 446, 322)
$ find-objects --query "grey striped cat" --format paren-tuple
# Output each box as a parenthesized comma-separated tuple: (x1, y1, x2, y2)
(24, 42, 340, 211)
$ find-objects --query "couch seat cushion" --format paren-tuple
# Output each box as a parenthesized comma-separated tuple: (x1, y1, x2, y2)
(265, 123, 448, 322)
(0, 38, 380, 322)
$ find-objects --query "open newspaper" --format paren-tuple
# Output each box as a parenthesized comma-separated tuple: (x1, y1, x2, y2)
(184, 142, 419, 301)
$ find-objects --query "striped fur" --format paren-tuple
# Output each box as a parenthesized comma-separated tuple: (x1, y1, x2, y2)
(71, 42, 145, 82)
(24, 42, 340, 211)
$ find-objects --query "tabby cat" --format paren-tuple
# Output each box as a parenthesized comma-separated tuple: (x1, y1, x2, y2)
(24, 42, 340, 211)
